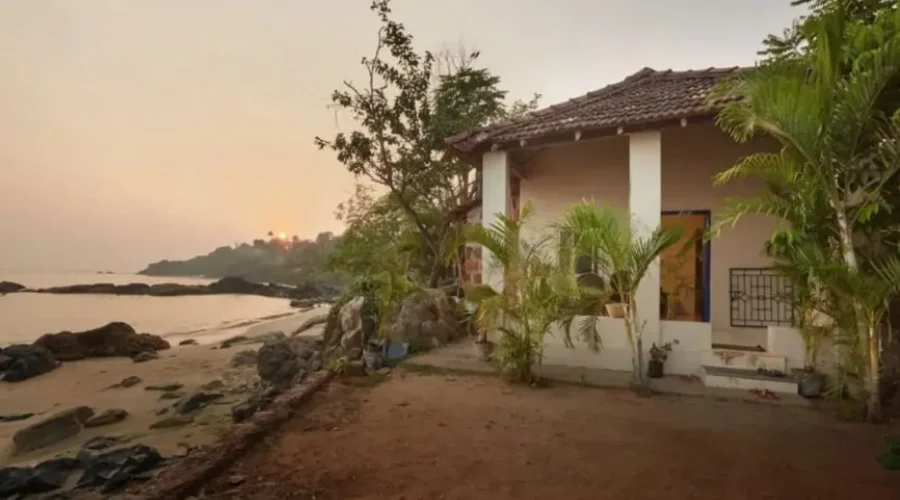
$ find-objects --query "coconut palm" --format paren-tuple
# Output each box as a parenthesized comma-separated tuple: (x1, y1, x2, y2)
(556, 202, 682, 392)
(710, 6, 900, 420)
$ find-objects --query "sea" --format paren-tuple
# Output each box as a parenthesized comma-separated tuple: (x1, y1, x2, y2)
(0, 270, 297, 346)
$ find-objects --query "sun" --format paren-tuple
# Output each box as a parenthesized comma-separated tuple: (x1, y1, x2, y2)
(276, 232, 288, 241)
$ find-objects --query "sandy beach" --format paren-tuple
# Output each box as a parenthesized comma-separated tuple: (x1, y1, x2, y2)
(0, 308, 327, 468)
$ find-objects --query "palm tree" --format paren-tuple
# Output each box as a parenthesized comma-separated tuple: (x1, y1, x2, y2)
(556, 202, 682, 392)
(462, 203, 572, 382)
(710, 7, 900, 420)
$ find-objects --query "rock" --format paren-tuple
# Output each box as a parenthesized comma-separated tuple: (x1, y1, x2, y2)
(386, 289, 462, 346)
(149, 415, 194, 429)
(145, 383, 183, 392)
(345, 347, 362, 360)
(33, 322, 170, 361)
(257, 331, 287, 345)
(77, 436, 123, 466)
(158, 391, 186, 400)
(175, 391, 224, 414)
(178, 339, 198, 346)
(291, 312, 329, 337)
(228, 474, 247, 486)
(75, 444, 163, 492)
(308, 350, 324, 372)
(120, 375, 143, 388)
(0, 344, 60, 382)
(376, 367, 392, 375)
(339, 297, 367, 350)
(230, 349, 258, 367)
(230, 400, 258, 423)
(131, 351, 158, 363)
(155, 407, 169, 416)
(201, 379, 225, 391)
(220, 335, 249, 349)
(0, 413, 33, 423)
(257, 340, 301, 390)
(0, 457, 78, 497)
(0, 281, 25, 294)
(12, 406, 94, 454)
(84, 409, 129, 428)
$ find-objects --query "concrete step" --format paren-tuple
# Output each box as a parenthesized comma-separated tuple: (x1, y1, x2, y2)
(702, 349, 787, 373)
(702, 366, 797, 394)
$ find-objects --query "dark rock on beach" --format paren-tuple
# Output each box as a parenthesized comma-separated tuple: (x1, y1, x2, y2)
(0, 344, 60, 382)
(34, 322, 170, 361)
(12, 406, 95, 454)
(0, 280, 25, 294)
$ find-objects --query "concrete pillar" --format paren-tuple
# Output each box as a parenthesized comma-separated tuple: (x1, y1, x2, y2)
(629, 131, 662, 342)
(481, 151, 510, 292)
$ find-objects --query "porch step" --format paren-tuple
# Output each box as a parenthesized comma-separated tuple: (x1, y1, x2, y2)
(702, 366, 798, 394)
(702, 349, 787, 373)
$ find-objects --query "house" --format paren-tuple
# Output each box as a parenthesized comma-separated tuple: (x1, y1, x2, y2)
(446, 67, 830, 393)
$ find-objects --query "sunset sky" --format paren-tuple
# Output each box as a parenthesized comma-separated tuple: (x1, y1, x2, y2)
(0, 0, 799, 271)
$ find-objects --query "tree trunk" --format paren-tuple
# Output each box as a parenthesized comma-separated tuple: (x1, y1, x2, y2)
(866, 322, 883, 422)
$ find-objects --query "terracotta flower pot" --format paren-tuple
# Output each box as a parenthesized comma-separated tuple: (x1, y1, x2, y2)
(605, 303, 628, 318)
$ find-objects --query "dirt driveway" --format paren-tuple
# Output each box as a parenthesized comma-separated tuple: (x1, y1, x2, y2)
(205, 369, 899, 500)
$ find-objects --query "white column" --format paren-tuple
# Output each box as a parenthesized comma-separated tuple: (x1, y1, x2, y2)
(481, 151, 510, 292)
(629, 131, 662, 342)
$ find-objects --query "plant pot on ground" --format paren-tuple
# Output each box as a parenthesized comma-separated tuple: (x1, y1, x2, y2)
(647, 340, 678, 379)
(473, 338, 494, 362)
(795, 369, 826, 399)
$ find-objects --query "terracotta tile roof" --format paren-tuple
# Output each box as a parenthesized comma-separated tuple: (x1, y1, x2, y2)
(446, 66, 746, 156)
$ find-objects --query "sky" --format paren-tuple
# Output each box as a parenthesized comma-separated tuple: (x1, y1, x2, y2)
(0, 0, 801, 272)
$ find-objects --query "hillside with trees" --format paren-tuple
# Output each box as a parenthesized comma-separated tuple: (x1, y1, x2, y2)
(139, 232, 346, 289)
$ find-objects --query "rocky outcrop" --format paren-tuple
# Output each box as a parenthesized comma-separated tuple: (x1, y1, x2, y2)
(0, 344, 60, 382)
(29, 276, 338, 301)
(34, 322, 170, 361)
(0, 457, 79, 497)
(0, 280, 25, 294)
(75, 444, 163, 491)
(257, 340, 303, 390)
(386, 289, 463, 348)
(13, 406, 95, 454)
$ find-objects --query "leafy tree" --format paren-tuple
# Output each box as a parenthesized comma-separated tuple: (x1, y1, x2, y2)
(712, 6, 900, 420)
(315, 0, 536, 287)
(556, 202, 682, 392)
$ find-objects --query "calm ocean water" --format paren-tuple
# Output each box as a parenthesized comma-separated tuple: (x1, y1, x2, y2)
(0, 271, 296, 345)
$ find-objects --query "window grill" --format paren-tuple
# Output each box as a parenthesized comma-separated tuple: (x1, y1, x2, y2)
(729, 268, 795, 327)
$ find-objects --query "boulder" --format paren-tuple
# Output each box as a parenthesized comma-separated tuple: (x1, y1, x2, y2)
(33, 322, 170, 361)
(0, 281, 25, 294)
(0, 344, 59, 382)
(75, 444, 163, 492)
(120, 375, 143, 388)
(257, 340, 302, 390)
(12, 406, 94, 454)
(230, 349, 258, 367)
(77, 436, 123, 466)
(175, 391, 224, 414)
(0, 413, 33, 423)
(132, 351, 158, 363)
(178, 339, 198, 346)
(230, 400, 257, 423)
(158, 391, 186, 400)
(84, 409, 129, 428)
(0, 457, 78, 497)
(386, 289, 462, 347)
(201, 379, 225, 391)
(339, 297, 367, 350)
(220, 334, 249, 349)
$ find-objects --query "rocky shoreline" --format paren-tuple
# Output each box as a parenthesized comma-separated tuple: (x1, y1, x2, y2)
(0, 276, 338, 303)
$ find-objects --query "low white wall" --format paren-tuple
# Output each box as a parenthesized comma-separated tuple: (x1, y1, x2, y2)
(540, 316, 710, 376)
(767, 326, 836, 375)
(661, 320, 712, 376)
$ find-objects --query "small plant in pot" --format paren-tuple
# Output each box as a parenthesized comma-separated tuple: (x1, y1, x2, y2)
(795, 304, 832, 399)
(647, 340, 678, 379)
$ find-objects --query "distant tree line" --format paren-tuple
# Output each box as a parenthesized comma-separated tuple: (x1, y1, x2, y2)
(139, 232, 347, 288)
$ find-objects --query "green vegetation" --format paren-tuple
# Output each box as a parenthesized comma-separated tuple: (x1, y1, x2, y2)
(140, 232, 345, 290)
(713, 1, 900, 421)
(556, 203, 682, 392)
(316, 0, 538, 291)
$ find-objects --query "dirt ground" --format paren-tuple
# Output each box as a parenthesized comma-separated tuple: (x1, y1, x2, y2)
(205, 370, 900, 500)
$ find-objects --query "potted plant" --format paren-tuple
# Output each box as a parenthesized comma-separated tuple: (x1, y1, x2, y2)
(605, 302, 628, 318)
(795, 307, 831, 398)
(647, 340, 678, 378)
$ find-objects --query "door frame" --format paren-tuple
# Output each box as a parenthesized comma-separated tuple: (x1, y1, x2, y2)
(661, 210, 712, 323)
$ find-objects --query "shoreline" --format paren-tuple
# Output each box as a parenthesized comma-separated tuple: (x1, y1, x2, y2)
(0, 307, 328, 468)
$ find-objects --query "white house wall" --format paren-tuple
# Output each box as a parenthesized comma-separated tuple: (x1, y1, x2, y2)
(519, 122, 782, 351)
